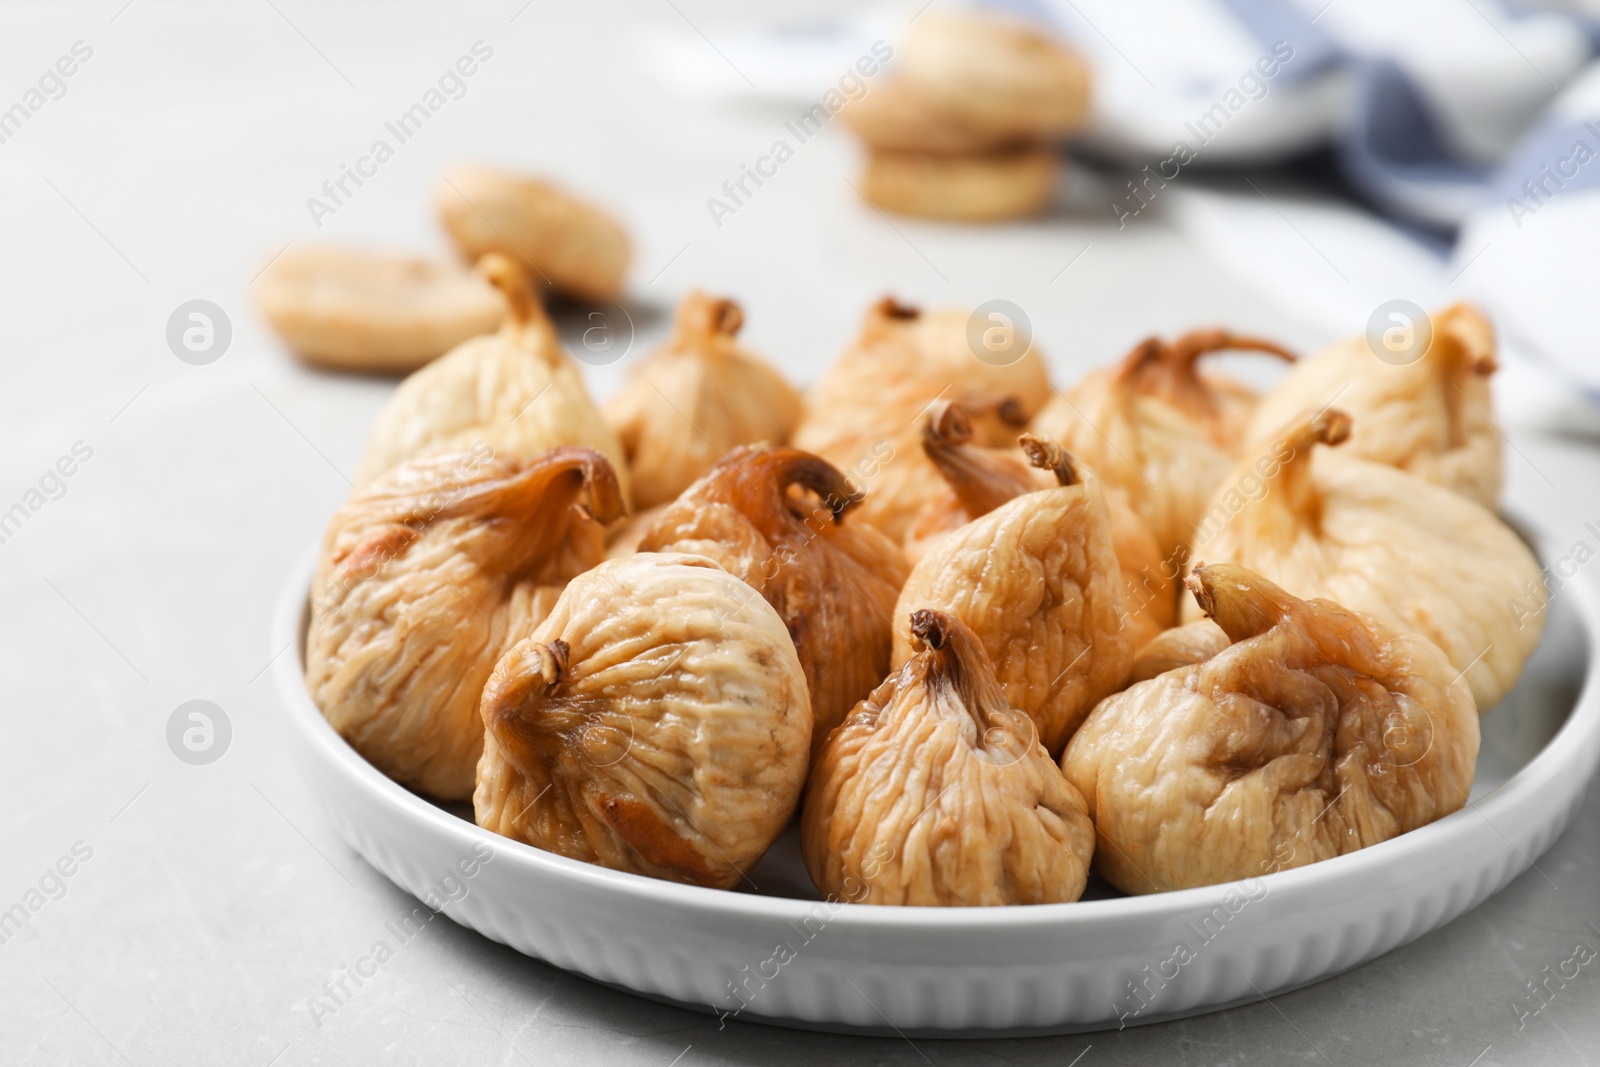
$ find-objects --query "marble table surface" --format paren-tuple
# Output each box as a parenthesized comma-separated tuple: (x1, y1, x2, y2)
(3, 2, 1598, 1064)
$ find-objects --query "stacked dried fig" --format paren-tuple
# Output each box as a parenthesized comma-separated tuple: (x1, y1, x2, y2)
(845, 10, 1091, 221)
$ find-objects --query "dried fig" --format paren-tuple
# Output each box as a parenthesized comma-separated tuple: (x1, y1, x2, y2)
(1031, 329, 1295, 555)
(841, 77, 1023, 155)
(353, 253, 630, 500)
(892, 435, 1134, 755)
(1128, 620, 1229, 684)
(306, 447, 624, 800)
(1186, 408, 1544, 711)
(1063, 564, 1479, 894)
(603, 292, 802, 510)
(793, 298, 1051, 541)
(1247, 303, 1501, 507)
(802, 609, 1095, 905)
(900, 11, 1091, 140)
(474, 553, 811, 888)
(907, 402, 1174, 644)
(253, 245, 504, 373)
(435, 164, 630, 302)
(859, 147, 1059, 223)
(637, 446, 907, 757)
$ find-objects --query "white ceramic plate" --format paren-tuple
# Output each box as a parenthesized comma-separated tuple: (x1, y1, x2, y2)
(273, 524, 1600, 1037)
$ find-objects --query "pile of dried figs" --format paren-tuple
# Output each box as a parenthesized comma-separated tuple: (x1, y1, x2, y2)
(294, 223, 1544, 905)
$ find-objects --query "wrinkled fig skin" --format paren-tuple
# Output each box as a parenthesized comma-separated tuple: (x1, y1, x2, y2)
(639, 446, 908, 757)
(1126, 330, 1296, 451)
(892, 436, 1135, 756)
(1128, 619, 1229, 684)
(306, 448, 625, 800)
(474, 554, 811, 888)
(908, 401, 1175, 644)
(1186, 408, 1545, 712)
(604, 293, 803, 510)
(1064, 565, 1480, 894)
(1247, 303, 1501, 507)
(803, 610, 1096, 905)
(353, 253, 631, 501)
(793, 298, 1051, 542)
(1030, 329, 1294, 556)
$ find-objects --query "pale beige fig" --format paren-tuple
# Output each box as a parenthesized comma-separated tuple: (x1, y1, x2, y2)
(1128, 619, 1229, 684)
(1247, 303, 1501, 507)
(474, 553, 810, 888)
(892, 435, 1134, 755)
(638, 446, 907, 757)
(1185, 409, 1544, 711)
(900, 11, 1091, 140)
(1122, 329, 1297, 451)
(1031, 329, 1296, 556)
(306, 447, 624, 800)
(793, 297, 1052, 541)
(253, 245, 504, 373)
(859, 147, 1059, 223)
(1063, 564, 1479, 894)
(604, 292, 803, 510)
(841, 78, 1022, 155)
(353, 254, 630, 500)
(803, 609, 1095, 905)
(435, 164, 630, 302)
(906, 402, 1173, 645)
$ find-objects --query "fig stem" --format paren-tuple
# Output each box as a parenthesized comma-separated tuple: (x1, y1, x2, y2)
(476, 252, 546, 330)
(540, 639, 569, 686)
(678, 291, 743, 344)
(1018, 434, 1080, 487)
(1185, 564, 1294, 643)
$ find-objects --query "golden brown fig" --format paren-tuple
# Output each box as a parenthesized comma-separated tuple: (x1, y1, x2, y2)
(892, 435, 1134, 755)
(638, 446, 907, 757)
(859, 147, 1059, 223)
(803, 609, 1095, 905)
(353, 254, 631, 499)
(1185, 408, 1544, 711)
(793, 297, 1051, 541)
(1030, 329, 1295, 557)
(1247, 303, 1501, 507)
(1063, 564, 1479, 894)
(906, 402, 1173, 645)
(603, 292, 802, 510)
(306, 447, 624, 800)
(474, 553, 810, 888)
(435, 164, 630, 302)
(900, 11, 1091, 140)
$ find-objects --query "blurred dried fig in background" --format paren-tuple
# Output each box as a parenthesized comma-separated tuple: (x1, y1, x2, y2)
(354, 254, 631, 500)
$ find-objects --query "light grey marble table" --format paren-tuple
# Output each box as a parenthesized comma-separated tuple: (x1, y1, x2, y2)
(3, 2, 1598, 1064)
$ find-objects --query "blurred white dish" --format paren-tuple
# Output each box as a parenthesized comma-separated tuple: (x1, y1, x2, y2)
(273, 520, 1598, 1036)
